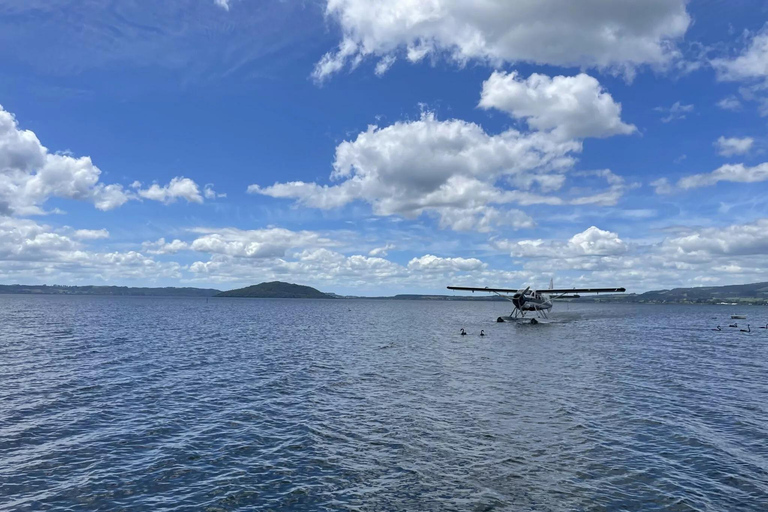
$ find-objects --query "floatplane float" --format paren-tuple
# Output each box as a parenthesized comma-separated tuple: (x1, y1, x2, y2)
(447, 280, 626, 324)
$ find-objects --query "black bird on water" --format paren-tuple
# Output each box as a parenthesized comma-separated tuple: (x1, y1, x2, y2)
(740, 324, 751, 333)
(760, 324, 768, 329)
(460, 328, 467, 336)
(480, 330, 485, 337)
(729, 323, 738, 328)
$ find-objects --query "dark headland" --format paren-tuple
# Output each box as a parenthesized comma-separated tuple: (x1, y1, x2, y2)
(216, 281, 332, 299)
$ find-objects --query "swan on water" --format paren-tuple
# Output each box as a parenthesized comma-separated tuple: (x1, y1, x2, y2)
(712, 326, 721, 331)
(740, 325, 751, 333)
(729, 323, 738, 328)
(460, 328, 467, 336)
(480, 330, 485, 337)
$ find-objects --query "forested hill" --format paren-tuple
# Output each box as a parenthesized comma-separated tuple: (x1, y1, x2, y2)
(216, 281, 333, 299)
(0, 285, 220, 296)
(581, 282, 768, 304)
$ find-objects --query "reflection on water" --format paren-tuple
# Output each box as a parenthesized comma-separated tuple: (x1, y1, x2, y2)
(1, 296, 767, 511)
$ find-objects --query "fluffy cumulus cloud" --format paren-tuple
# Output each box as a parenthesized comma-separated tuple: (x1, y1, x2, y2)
(187, 227, 336, 259)
(133, 177, 205, 205)
(654, 163, 768, 193)
(0, 217, 180, 282)
(180, 226, 501, 290)
(498, 226, 628, 259)
(313, 0, 690, 81)
(0, 104, 131, 215)
(407, 254, 486, 273)
(715, 136, 754, 157)
(491, 219, 768, 291)
(250, 111, 632, 231)
(0, 104, 222, 215)
(214, 0, 230, 11)
(142, 238, 189, 255)
(479, 71, 636, 140)
(662, 220, 768, 258)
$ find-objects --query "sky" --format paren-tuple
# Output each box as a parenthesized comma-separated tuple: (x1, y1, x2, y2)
(1, 0, 768, 295)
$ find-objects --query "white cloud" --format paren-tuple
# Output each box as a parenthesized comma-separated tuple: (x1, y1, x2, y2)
(712, 30, 768, 81)
(651, 177, 675, 195)
(0, 105, 219, 215)
(188, 227, 336, 259)
(0, 217, 180, 282)
(214, 0, 230, 11)
(655, 101, 694, 123)
(479, 71, 636, 140)
(715, 136, 754, 157)
(717, 96, 742, 111)
(134, 177, 204, 204)
(662, 219, 768, 258)
(568, 170, 633, 207)
(368, 243, 394, 257)
(250, 111, 634, 231)
(313, 0, 690, 81)
(374, 55, 396, 76)
(250, 112, 595, 231)
(407, 254, 486, 273)
(73, 229, 110, 240)
(433, 206, 536, 232)
(142, 238, 189, 255)
(498, 226, 628, 259)
(0, 104, 131, 215)
(203, 184, 226, 200)
(490, 219, 768, 291)
(656, 163, 768, 193)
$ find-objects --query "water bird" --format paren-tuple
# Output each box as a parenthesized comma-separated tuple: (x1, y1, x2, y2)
(712, 326, 721, 331)
(760, 324, 768, 329)
(480, 330, 485, 337)
(460, 328, 467, 336)
(740, 325, 750, 333)
(729, 323, 738, 328)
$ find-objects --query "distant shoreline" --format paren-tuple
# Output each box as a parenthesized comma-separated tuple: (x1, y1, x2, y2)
(2, 281, 768, 305)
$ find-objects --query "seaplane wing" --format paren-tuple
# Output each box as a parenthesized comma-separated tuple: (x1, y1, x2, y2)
(447, 286, 625, 294)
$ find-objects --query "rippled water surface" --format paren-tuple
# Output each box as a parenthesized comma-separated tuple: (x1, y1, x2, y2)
(1, 296, 768, 511)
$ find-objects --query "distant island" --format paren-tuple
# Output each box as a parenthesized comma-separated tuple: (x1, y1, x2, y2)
(216, 281, 332, 299)
(2, 281, 768, 304)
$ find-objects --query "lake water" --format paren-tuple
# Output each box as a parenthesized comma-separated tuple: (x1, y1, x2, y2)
(1, 296, 767, 511)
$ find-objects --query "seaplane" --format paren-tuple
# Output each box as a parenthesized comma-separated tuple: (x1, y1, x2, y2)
(447, 280, 626, 324)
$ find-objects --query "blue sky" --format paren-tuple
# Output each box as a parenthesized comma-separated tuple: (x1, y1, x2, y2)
(1, 0, 768, 294)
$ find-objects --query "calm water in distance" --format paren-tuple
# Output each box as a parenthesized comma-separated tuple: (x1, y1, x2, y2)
(1, 295, 767, 511)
